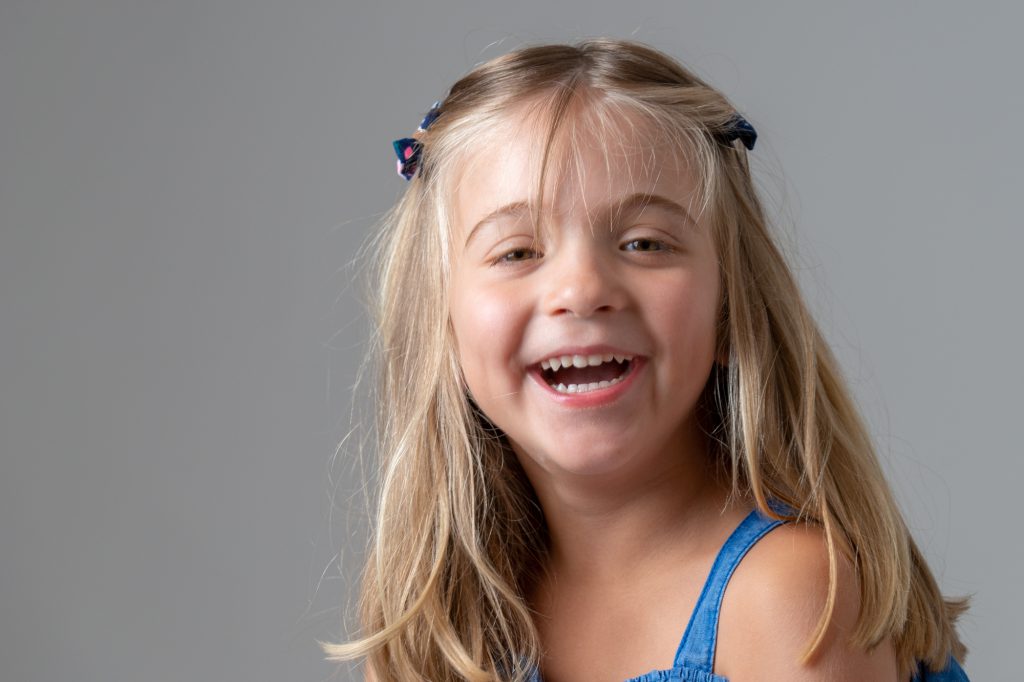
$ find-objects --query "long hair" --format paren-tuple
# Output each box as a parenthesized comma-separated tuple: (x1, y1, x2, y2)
(321, 38, 969, 681)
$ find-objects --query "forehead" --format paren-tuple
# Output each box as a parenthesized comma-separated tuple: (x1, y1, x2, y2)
(450, 101, 702, 239)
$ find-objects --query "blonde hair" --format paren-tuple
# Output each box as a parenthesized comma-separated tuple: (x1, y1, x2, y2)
(321, 38, 970, 681)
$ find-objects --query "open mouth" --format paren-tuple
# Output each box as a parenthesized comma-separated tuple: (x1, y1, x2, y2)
(537, 353, 634, 394)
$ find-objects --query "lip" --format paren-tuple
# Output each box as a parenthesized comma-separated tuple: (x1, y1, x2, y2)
(527, 354, 646, 409)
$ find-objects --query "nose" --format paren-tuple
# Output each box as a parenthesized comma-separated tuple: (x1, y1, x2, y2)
(542, 240, 627, 318)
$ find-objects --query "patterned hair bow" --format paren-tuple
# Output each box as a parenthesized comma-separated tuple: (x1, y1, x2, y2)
(720, 114, 757, 151)
(393, 100, 443, 180)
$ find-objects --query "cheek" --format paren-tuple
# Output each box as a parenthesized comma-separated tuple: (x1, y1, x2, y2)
(649, 270, 721, 357)
(450, 281, 530, 385)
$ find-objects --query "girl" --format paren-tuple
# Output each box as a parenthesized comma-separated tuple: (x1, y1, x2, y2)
(322, 38, 971, 681)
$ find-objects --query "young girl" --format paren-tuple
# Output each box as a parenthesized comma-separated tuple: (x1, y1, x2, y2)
(322, 38, 971, 681)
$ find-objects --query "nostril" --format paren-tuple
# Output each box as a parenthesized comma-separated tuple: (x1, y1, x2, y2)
(551, 302, 618, 318)
(544, 273, 626, 318)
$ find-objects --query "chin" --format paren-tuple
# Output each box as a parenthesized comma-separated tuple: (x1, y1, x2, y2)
(515, 437, 645, 479)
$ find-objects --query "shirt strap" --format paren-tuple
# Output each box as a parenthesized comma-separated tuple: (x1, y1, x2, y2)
(672, 499, 794, 672)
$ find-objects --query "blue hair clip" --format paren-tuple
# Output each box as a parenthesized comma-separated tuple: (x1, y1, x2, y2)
(721, 114, 757, 151)
(393, 100, 443, 180)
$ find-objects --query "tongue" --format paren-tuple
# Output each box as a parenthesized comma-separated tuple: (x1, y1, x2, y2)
(551, 363, 625, 385)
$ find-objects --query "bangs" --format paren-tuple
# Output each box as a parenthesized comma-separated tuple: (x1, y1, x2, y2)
(437, 87, 722, 255)
(544, 91, 719, 235)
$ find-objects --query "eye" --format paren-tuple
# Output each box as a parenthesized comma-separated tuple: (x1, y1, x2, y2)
(622, 237, 669, 253)
(492, 246, 541, 266)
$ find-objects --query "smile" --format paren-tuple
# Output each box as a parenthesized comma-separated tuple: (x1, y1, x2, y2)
(539, 353, 634, 394)
(528, 351, 645, 407)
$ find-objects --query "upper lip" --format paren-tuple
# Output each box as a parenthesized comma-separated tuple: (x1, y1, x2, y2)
(527, 345, 641, 368)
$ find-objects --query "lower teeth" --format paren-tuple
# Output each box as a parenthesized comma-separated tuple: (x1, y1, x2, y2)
(552, 373, 626, 394)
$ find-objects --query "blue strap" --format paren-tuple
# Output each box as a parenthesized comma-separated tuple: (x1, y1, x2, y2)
(672, 501, 793, 671)
(911, 654, 971, 681)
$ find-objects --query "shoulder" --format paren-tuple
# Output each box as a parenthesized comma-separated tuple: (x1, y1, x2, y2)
(715, 520, 900, 682)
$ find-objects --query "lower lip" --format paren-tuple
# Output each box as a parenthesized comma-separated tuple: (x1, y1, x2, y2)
(528, 358, 646, 409)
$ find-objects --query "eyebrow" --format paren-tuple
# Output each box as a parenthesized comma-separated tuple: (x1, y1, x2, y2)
(463, 192, 698, 248)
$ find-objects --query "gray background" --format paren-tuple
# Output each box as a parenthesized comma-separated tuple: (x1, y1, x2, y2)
(1, 1, 1019, 680)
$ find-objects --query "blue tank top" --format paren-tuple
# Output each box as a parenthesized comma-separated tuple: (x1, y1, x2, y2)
(527, 503, 969, 681)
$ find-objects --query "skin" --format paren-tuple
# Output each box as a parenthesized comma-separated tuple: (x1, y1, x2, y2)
(445, 104, 899, 682)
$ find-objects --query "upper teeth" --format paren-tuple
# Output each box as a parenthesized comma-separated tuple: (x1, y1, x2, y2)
(540, 353, 634, 372)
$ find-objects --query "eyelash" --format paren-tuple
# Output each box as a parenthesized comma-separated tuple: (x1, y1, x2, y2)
(493, 247, 540, 265)
(622, 238, 670, 253)
(491, 238, 673, 266)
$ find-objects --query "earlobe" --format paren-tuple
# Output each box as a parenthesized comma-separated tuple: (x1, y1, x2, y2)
(715, 344, 731, 368)
(714, 299, 731, 368)
(445, 318, 468, 391)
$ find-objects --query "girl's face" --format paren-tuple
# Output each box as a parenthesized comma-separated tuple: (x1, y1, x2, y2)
(448, 111, 722, 485)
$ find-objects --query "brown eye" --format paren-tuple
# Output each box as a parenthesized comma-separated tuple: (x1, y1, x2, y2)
(622, 238, 666, 252)
(494, 247, 540, 265)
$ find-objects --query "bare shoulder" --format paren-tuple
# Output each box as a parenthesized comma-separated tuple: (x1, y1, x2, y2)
(715, 520, 900, 682)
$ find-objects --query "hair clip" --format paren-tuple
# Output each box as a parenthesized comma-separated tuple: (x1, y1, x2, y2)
(393, 100, 443, 181)
(720, 114, 757, 151)
(392, 101, 751, 179)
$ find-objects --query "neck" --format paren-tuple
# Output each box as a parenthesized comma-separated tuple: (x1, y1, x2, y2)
(515, 423, 736, 587)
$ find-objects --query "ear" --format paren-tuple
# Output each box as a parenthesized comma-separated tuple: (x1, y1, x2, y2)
(714, 335, 731, 368)
(445, 317, 468, 391)
(714, 293, 730, 368)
